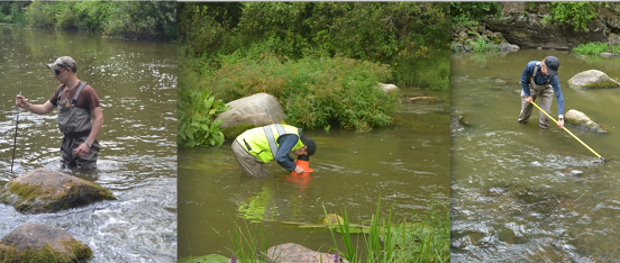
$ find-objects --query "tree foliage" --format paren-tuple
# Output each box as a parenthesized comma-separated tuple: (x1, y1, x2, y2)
(20, 1, 176, 40)
(543, 2, 599, 32)
(179, 2, 449, 89)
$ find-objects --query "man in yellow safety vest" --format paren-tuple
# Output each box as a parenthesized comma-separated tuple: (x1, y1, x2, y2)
(231, 124, 317, 178)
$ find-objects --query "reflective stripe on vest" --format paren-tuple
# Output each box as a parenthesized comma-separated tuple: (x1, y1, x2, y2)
(263, 125, 278, 159)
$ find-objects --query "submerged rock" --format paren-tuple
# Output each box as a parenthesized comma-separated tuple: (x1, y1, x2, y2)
(567, 70, 620, 89)
(599, 52, 619, 58)
(407, 96, 441, 103)
(0, 223, 93, 262)
(564, 109, 608, 133)
(0, 168, 116, 214)
(214, 92, 286, 129)
(266, 243, 349, 263)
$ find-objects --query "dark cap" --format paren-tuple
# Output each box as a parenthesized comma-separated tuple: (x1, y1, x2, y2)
(300, 133, 316, 156)
(544, 56, 559, 76)
(47, 56, 77, 73)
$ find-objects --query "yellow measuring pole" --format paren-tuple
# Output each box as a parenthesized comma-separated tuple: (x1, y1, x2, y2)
(530, 101, 606, 162)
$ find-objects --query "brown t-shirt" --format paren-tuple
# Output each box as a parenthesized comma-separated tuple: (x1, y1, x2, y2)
(49, 82, 101, 110)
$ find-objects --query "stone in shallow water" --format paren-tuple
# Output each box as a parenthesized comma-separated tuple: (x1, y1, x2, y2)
(565, 109, 607, 133)
(266, 243, 349, 263)
(567, 70, 620, 90)
(0, 167, 116, 214)
(0, 223, 93, 262)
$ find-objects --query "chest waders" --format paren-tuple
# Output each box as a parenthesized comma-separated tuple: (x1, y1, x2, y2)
(518, 62, 555, 129)
(57, 82, 99, 170)
(57, 82, 92, 136)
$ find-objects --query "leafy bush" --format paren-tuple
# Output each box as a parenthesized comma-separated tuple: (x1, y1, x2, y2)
(470, 37, 500, 53)
(207, 52, 400, 131)
(572, 42, 611, 55)
(25, 1, 57, 28)
(450, 2, 501, 28)
(543, 2, 599, 32)
(177, 89, 229, 147)
(179, 2, 450, 90)
(104, 1, 177, 40)
(0, 2, 28, 24)
(23, 1, 176, 40)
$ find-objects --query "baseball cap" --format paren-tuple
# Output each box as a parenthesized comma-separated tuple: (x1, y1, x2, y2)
(300, 133, 316, 156)
(47, 56, 77, 73)
(544, 56, 559, 76)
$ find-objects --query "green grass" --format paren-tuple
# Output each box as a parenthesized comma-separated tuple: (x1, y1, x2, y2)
(572, 42, 620, 55)
(326, 196, 450, 263)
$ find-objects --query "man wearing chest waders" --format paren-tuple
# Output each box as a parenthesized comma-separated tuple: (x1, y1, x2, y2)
(15, 56, 104, 171)
(232, 124, 317, 178)
(518, 56, 566, 130)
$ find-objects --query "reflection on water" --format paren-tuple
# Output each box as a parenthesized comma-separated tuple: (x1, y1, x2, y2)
(451, 50, 620, 262)
(0, 25, 177, 262)
(178, 88, 451, 258)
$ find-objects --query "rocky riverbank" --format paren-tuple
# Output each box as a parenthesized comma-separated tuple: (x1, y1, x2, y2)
(452, 2, 620, 52)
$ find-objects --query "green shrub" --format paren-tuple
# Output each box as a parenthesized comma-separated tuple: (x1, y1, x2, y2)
(468, 37, 500, 53)
(450, 2, 501, 28)
(0, 2, 29, 24)
(177, 89, 229, 148)
(23, 1, 175, 40)
(180, 2, 450, 90)
(25, 1, 57, 28)
(543, 2, 599, 32)
(104, 1, 177, 40)
(207, 52, 400, 131)
(572, 42, 616, 55)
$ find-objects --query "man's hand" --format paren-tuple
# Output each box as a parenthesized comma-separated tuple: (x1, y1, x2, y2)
(74, 143, 90, 156)
(16, 94, 28, 109)
(557, 118, 564, 129)
(525, 96, 533, 103)
(294, 165, 305, 175)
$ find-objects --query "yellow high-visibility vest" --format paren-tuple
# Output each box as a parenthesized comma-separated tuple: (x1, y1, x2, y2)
(236, 124, 304, 163)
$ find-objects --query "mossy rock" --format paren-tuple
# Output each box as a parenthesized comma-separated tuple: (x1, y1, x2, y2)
(568, 70, 620, 89)
(0, 223, 93, 263)
(0, 168, 117, 214)
(565, 109, 608, 133)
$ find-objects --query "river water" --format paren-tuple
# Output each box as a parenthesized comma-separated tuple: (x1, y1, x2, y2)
(0, 25, 177, 262)
(451, 50, 620, 262)
(177, 87, 451, 258)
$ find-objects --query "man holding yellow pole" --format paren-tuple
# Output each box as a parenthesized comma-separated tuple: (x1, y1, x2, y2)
(518, 56, 565, 129)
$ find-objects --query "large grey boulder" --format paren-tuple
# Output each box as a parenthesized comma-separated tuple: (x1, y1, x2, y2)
(214, 93, 286, 129)
(266, 243, 349, 263)
(0, 223, 92, 262)
(0, 168, 116, 214)
(609, 33, 620, 46)
(376, 83, 401, 94)
(499, 40, 520, 52)
(567, 70, 620, 89)
(565, 109, 607, 133)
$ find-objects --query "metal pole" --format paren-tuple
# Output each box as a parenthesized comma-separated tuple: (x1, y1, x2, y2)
(530, 100, 606, 163)
(11, 91, 21, 172)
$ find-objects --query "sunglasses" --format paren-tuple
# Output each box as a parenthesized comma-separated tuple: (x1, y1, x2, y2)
(54, 68, 66, 75)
